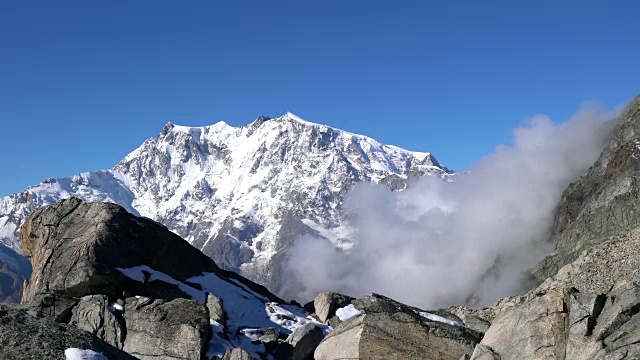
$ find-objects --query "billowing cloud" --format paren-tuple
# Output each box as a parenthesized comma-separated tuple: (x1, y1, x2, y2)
(283, 102, 618, 309)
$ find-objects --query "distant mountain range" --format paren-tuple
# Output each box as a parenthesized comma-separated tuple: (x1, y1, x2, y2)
(0, 112, 451, 298)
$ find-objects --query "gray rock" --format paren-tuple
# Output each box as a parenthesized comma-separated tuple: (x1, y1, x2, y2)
(313, 292, 353, 323)
(468, 344, 500, 360)
(258, 327, 279, 343)
(69, 295, 211, 359)
(20, 197, 220, 302)
(206, 292, 226, 327)
(536, 232, 640, 295)
(315, 294, 480, 360)
(222, 348, 254, 360)
(122, 297, 211, 360)
(277, 323, 324, 360)
(18, 292, 78, 322)
(479, 290, 566, 360)
(0, 303, 136, 360)
(472, 282, 640, 359)
(70, 295, 126, 349)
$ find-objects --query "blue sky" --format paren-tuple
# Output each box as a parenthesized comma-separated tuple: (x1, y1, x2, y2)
(1, 0, 639, 196)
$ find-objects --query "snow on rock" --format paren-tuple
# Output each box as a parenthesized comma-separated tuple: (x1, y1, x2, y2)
(335, 304, 362, 321)
(64, 348, 108, 360)
(116, 265, 329, 357)
(0, 113, 452, 295)
(418, 311, 464, 328)
(109, 303, 124, 311)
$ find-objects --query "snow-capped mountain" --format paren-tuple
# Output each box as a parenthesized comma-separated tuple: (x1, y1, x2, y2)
(0, 112, 451, 294)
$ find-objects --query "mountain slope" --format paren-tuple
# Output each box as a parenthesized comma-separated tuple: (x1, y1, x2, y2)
(531, 95, 640, 282)
(0, 112, 451, 297)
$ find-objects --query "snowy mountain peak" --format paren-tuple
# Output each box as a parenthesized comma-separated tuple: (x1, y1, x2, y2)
(0, 113, 452, 295)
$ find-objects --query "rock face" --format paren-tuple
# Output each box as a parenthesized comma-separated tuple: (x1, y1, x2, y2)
(315, 294, 481, 360)
(0, 303, 135, 360)
(121, 297, 211, 360)
(70, 295, 126, 349)
(467, 281, 640, 360)
(532, 95, 640, 282)
(0, 112, 451, 300)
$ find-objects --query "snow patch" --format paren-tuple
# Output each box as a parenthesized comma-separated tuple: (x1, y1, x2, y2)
(115, 265, 204, 301)
(64, 348, 108, 360)
(116, 265, 329, 357)
(335, 304, 361, 321)
(418, 311, 464, 328)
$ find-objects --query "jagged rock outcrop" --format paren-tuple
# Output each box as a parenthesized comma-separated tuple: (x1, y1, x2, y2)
(121, 297, 211, 360)
(0, 303, 135, 360)
(464, 281, 640, 360)
(532, 95, 640, 282)
(315, 294, 482, 360)
(71, 295, 212, 360)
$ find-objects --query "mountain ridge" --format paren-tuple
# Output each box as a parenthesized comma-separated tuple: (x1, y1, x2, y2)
(0, 112, 451, 300)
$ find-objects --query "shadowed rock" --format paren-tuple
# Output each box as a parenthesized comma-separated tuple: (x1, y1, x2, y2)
(0, 303, 136, 360)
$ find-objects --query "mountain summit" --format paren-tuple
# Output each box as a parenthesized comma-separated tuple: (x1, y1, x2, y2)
(0, 113, 451, 299)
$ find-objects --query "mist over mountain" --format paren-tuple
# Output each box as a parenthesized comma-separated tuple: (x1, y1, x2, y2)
(284, 102, 619, 308)
(0, 112, 450, 301)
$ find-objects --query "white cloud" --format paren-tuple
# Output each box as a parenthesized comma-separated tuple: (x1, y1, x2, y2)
(283, 102, 618, 309)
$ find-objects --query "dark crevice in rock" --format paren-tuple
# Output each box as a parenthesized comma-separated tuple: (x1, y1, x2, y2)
(586, 294, 607, 336)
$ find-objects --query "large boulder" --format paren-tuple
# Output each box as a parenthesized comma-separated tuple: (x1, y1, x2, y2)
(479, 290, 567, 359)
(469, 280, 640, 359)
(314, 294, 481, 360)
(122, 297, 211, 360)
(70, 295, 126, 349)
(0, 303, 135, 360)
(19, 197, 281, 303)
(71, 295, 211, 360)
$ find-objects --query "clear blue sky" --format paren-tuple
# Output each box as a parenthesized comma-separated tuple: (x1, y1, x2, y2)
(1, 0, 639, 196)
